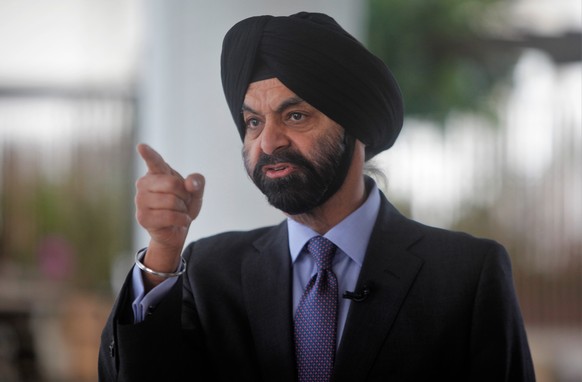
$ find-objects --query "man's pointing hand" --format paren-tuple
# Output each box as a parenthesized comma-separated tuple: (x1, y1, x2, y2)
(135, 144, 205, 288)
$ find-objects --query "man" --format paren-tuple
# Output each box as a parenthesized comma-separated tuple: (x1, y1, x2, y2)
(99, 12, 535, 381)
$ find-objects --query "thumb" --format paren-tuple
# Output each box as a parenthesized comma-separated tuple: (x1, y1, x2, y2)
(184, 173, 205, 219)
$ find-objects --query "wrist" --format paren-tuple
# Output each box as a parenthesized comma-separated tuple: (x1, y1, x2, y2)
(145, 241, 183, 272)
(136, 244, 185, 291)
(136, 248, 186, 277)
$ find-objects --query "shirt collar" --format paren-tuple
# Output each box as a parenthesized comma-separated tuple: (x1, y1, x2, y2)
(287, 179, 381, 266)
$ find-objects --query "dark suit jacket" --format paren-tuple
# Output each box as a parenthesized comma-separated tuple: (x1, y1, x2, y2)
(99, 194, 535, 381)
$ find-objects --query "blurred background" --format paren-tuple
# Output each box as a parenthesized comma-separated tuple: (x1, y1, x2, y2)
(0, 0, 579, 381)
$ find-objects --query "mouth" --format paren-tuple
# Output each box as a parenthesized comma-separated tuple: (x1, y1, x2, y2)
(262, 163, 297, 179)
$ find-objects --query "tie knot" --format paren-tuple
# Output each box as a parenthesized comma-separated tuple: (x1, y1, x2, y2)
(306, 236, 336, 271)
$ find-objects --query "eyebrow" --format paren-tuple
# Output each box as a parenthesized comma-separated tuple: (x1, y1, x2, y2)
(241, 96, 306, 115)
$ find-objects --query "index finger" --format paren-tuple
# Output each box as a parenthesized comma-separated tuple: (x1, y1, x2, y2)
(137, 143, 172, 175)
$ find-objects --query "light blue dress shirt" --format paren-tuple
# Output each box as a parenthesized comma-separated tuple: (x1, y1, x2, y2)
(287, 182, 380, 347)
(132, 182, 381, 346)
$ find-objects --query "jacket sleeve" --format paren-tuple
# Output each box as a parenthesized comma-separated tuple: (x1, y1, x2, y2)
(98, 269, 209, 381)
(468, 243, 536, 381)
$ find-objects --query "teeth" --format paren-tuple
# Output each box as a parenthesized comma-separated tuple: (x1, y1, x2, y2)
(264, 164, 289, 173)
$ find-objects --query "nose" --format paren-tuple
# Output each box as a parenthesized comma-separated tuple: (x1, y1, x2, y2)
(260, 118, 289, 155)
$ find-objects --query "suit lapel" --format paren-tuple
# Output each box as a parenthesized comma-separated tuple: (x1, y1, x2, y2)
(333, 196, 424, 381)
(241, 221, 297, 382)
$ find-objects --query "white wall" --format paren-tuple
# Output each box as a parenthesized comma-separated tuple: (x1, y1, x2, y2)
(0, 0, 139, 87)
(135, 0, 366, 248)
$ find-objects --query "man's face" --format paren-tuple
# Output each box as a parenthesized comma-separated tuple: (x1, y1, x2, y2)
(241, 78, 347, 214)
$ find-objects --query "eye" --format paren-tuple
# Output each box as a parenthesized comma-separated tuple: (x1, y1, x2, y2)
(245, 117, 261, 130)
(289, 112, 304, 122)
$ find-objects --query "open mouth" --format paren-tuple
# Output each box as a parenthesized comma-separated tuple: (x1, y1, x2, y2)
(262, 163, 296, 179)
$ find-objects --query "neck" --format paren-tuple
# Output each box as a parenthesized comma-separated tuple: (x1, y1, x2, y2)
(288, 142, 366, 235)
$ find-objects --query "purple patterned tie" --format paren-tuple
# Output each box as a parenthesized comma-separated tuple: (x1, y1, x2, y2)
(294, 236, 338, 382)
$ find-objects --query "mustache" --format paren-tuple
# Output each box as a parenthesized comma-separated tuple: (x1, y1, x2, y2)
(254, 149, 316, 174)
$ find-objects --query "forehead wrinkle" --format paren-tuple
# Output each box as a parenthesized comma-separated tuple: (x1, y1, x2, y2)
(241, 103, 258, 115)
(242, 96, 307, 116)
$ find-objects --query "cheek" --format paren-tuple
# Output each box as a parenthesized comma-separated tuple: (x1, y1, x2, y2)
(242, 141, 259, 172)
(293, 134, 326, 161)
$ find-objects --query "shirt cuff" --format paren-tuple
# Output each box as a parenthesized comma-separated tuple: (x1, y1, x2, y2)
(131, 253, 180, 323)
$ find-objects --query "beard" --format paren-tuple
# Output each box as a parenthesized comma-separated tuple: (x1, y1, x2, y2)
(243, 130, 355, 215)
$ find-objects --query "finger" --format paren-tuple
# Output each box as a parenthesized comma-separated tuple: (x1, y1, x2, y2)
(136, 209, 192, 231)
(137, 143, 174, 175)
(135, 192, 189, 213)
(184, 173, 205, 218)
(136, 174, 192, 202)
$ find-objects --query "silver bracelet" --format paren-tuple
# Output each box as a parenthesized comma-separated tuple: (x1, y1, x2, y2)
(135, 248, 187, 278)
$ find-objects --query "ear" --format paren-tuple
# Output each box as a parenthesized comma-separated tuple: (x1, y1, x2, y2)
(354, 140, 366, 163)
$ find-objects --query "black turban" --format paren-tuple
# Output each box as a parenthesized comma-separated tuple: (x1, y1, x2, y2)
(221, 12, 404, 159)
